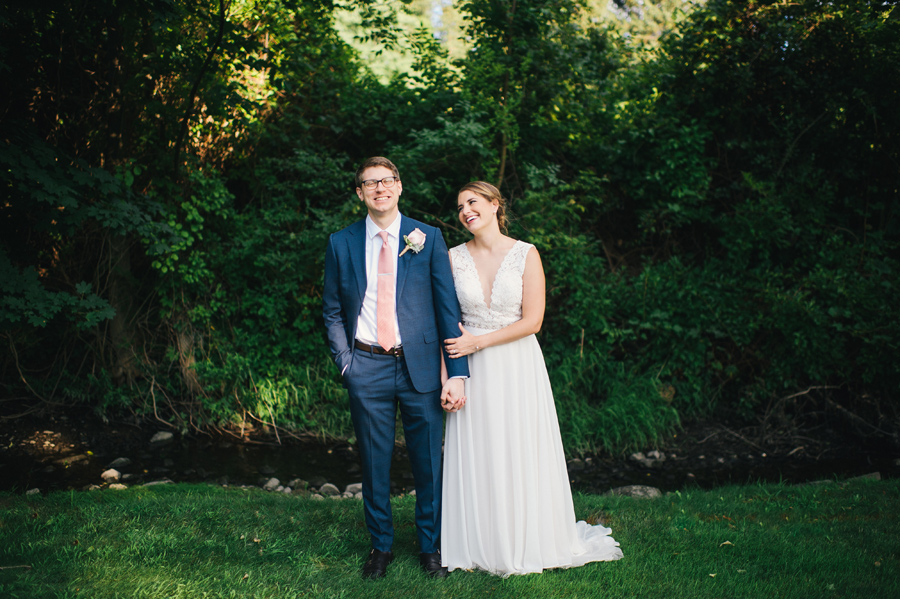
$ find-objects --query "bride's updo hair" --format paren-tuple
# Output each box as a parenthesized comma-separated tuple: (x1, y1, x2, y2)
(458, 181, 509, 233)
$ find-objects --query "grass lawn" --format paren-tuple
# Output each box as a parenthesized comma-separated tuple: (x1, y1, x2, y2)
(1, 478, 897, 598)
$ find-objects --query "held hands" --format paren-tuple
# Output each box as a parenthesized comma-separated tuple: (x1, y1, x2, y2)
(441, 378, 466, 413)
(444, 323, 480, 358)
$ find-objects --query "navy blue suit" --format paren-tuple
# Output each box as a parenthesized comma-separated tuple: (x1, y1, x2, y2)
(323, 214, 468, 553)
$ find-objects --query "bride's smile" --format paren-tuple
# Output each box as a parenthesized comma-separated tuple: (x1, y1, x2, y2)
(458, 191, 497, 231)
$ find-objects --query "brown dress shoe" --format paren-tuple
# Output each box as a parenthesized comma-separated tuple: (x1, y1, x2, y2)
(362, 549, 394, 580)
(419, 551, 449, 578)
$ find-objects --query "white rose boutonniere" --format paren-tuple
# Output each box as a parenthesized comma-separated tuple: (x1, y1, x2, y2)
(399, 228, 426, 256)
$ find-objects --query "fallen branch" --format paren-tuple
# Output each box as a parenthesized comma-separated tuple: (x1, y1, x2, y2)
(786, 446, 805, 457)
(825, 397, 895, 437)
(779, 385, 840, 402)
(721, 426, 767, 453)
(697, 431, 721, 444)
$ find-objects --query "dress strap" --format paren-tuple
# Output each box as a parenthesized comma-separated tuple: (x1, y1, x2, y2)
(510, 241, 534, 276)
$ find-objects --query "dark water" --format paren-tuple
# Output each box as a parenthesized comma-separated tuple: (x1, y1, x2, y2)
(1, 415, 897, 495)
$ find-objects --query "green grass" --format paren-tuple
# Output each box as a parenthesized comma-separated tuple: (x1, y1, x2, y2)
(1, 479, 898, 598)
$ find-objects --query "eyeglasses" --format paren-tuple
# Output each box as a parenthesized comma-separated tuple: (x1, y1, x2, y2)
(361, 177, 399, 189)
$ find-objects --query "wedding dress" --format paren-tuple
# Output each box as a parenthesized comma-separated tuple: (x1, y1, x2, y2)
(441, 240, 623, 576)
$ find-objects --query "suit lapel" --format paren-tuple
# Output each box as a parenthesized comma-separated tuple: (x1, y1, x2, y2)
(396, 215, 414, 298)
(347, 220, 367, 303)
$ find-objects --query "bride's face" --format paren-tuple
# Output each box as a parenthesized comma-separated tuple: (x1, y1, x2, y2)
(457, 191, 498, 233)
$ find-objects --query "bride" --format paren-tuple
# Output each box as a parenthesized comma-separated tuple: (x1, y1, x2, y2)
(439, 181, 624, 576)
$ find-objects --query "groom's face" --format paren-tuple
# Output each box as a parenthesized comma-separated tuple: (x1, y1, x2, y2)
(356, 166, 402, 220)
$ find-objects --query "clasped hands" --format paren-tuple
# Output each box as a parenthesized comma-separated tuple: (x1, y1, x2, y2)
(441, 378, 465, 413)
(440, 323, 480, 413)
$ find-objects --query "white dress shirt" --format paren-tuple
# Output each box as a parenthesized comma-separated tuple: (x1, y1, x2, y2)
(355, 214, 402, 347)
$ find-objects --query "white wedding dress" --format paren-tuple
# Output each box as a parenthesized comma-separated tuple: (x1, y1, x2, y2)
(441, 241, 623, 576)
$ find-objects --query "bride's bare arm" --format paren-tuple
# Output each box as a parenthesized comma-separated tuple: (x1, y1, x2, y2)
(444, 247, 545, 356)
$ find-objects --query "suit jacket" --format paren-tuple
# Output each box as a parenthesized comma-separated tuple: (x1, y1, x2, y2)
(323, 214, 469, 393)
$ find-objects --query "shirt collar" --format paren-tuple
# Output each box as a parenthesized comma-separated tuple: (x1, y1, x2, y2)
(365, 213, 402, 241)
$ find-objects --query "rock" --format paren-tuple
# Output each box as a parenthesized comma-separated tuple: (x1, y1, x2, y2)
(26, 488, 40, 496)
(319, 483, 340, 496)
(282, 487, 293, 494)
(408, 489, 416, 496)
(262, 478, 281, 491)
(567, 459, 586, 472)
(108, 457, 132, 469)
(101, 468, 121, 482)
(646, 450, 666, 462)
(150, 431, 174, 444)
(355, 492, 363, 500)
(629, 451, 660, 468)
(606, 485, 662, 499)
(345, 483, 363, 495)
(142, 479, 174, 486)
(849, 472, 881, 482)
(803, 479, 835, 487)
(342, 491, 354, 498)
(54, 454, 89, 467)
(329, 495, 342, 500)
(292, 487, 310, 497)
(108, 483, 128, 490)
(121, 473, 140, 482)
(288, 479, 309, 491)
(311, 494, 325, 501)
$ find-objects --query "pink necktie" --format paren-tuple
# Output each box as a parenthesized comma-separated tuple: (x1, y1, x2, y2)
(377, 231, 396, 351)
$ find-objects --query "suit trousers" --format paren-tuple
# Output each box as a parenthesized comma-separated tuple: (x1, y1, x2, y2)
(344, 346, 444, 553)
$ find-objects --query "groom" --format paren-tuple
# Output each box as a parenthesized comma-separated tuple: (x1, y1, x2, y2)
(322, 156, 468, 580)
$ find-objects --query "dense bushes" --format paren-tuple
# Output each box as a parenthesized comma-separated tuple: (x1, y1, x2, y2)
(1, 0, 897, 452)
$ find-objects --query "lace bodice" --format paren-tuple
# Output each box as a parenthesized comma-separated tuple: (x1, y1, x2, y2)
(450, 240, 533, 331)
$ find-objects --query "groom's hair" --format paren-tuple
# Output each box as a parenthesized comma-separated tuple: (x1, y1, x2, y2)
(355, 156, 400, 188)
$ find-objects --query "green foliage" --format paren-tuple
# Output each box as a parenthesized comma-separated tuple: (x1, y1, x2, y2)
(2, 0, 898, 452)
(246, 364, 353, 437)
(553, 351, 681, 455)
(0, 257, 115, 331)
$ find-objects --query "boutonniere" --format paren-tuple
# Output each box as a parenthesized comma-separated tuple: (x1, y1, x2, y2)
(399, 228, 426, 256)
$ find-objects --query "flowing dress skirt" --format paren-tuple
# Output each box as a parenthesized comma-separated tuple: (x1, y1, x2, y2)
(441, 328, 623, 576)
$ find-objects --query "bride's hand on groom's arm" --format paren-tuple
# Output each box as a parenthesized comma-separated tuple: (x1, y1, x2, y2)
(444, 323, 481, 357)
